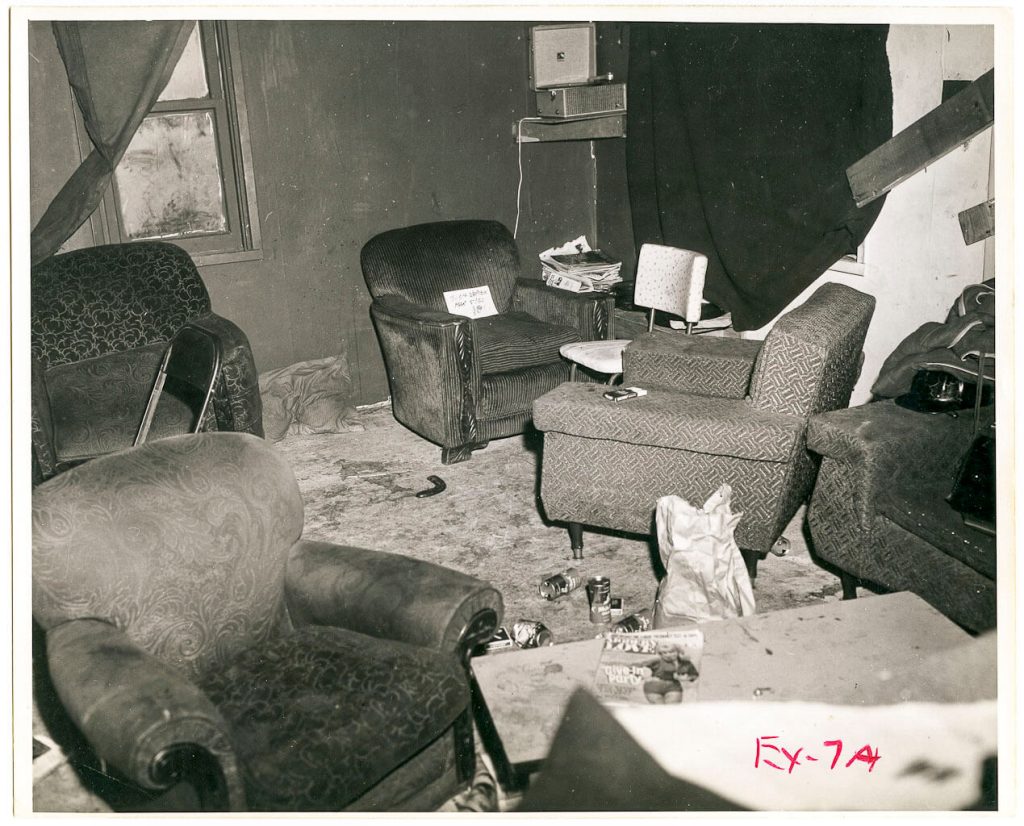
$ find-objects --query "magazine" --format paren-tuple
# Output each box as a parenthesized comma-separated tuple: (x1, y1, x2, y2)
(592, 628, 704, 705)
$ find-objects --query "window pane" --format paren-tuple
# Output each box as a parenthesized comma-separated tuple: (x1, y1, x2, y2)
(115, 111, 227, 240)
(158, 23, 209, 101)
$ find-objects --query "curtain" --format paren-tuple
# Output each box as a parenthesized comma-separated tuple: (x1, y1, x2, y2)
(627, 24, 892, 331)
(31, 21, 192, 265)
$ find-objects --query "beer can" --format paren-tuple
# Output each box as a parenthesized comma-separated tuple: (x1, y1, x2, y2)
(539, 567, 582, 600)
(587, 576, 612, 624)
(612, 608, 653, 633)
(512, 620, 554, 648)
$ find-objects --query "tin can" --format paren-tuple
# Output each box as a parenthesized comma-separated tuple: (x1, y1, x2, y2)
(612, 608, 653, 633)
(587, 576, 612, 623)
(482, 626, 514, 653)
(512, 620, 554, 648)
(539, 567, 582, 600)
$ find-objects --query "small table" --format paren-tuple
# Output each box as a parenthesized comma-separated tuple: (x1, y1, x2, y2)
(471, 593, 975, 778)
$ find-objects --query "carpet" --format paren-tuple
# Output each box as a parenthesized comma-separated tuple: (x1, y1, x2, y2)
(274, 405, 844, 647)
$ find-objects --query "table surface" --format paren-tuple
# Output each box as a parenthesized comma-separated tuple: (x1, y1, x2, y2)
(471, 592, 975, 767)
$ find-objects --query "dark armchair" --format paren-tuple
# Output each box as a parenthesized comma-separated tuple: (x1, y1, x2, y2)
(30, 242, 263, 484)
(360, 220, 614, 463)
(806, 400, 996, 632)
(32, 432, 503, 811)
(534, 283, 875, 576)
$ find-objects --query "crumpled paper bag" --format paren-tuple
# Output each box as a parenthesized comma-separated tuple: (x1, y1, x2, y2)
(653, 485, 756, 627)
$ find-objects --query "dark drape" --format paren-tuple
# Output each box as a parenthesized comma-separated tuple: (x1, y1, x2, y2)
(627, 24, 892, 330)
(30, 21, 192, 265)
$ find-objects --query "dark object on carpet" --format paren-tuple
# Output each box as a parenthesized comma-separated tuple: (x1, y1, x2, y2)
(416, 475, 448, 498)
(806, 399, 995, 631)
(30, 241, 263, 485)
(518, 689, 746, 812)
(32, 432, 502, 812)
(626, 23, 891, 331)
(360, 219, 615, 465)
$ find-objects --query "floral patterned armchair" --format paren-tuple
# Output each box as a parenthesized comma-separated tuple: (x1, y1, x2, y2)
(30, 242, 263, 484)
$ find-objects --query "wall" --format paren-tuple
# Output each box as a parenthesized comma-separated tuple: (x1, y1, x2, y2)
(737, 25, 995, 405)
(28, 20, 599, 405)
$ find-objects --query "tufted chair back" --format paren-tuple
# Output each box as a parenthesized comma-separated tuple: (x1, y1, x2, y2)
(31, 242, 212, 369)
(748, 282, 875, 418)
(32, 432, 303, 682)
(360, 220, 521, 314)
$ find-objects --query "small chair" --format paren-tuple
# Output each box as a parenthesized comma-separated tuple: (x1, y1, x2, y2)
(32, 432, 503, 811)
(361, 220, 614, 464)
(135, 323, 222, 446)
(558, 244, 708, 382)
(534, 283, 875, 576)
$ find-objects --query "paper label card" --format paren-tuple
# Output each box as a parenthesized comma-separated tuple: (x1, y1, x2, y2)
(443, 286, 498, 319)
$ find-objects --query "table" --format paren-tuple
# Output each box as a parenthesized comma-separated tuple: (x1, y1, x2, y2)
(471, 592, 979, 773)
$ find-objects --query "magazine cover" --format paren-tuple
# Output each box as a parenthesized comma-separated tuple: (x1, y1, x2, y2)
(592, 628, 704, 705)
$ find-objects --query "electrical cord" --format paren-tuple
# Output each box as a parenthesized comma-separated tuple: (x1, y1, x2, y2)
(514, 117, 543, 239)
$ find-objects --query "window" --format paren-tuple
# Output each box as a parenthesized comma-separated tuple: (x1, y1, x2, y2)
(98, 21, 261, 265)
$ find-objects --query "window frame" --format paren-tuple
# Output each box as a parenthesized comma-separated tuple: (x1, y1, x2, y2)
(85, 20, 262, 266)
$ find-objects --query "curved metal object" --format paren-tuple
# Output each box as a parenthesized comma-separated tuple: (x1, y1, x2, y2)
(415, 475, 447, 498)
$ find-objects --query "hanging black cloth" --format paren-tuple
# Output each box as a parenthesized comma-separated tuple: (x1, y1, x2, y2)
(627, 24, 892, 330)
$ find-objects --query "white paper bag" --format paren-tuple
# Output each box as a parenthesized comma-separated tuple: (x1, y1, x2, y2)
(652, 485, 756, 627)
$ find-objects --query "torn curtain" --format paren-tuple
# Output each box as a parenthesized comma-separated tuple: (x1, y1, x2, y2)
(30, 21, 192, 265)
(627, 24, 892, 330)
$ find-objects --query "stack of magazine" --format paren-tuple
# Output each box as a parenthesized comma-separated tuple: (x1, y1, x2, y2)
(539, 236, 623, 293)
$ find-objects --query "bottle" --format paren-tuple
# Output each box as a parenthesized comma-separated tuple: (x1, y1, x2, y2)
(538, 568, 582, 600)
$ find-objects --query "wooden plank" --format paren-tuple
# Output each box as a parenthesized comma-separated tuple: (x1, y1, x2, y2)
(959, 198, 995, 245)
(516, 113, 626, 143)
(847, 68, 994, 207)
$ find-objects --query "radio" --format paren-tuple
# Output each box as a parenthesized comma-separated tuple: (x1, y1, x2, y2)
(535, 82, 627, 119)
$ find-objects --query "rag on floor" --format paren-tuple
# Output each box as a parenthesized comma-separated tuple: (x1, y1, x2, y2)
(259, 355, 363, 441)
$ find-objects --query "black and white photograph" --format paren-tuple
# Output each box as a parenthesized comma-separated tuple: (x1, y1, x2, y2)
(8, 0, 1015, 818)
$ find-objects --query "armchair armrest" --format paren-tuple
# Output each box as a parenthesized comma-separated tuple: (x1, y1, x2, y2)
(190, 314, 263, 438)
(623, 333, 761, 398)
(806, 400, 982, 527)
(45, 618, 244, 811)
(285, 540, 503, 663)
(31, 357, 58, 484)
(370, 294, 481, 448)
(512, 277, 614, 340)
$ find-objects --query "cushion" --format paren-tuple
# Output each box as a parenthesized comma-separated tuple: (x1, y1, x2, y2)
(533, 382, 805, 463)
(201, 625, 469, 811)
(473, 311, 580, 374)
(46, 343, 199, 462)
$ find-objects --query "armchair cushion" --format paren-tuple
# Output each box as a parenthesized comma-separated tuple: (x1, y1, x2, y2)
(623, 334, 761, 398)
(533, 382, 804, 463)
(474, 311, 581, 374)
(200, 625, 469, 811)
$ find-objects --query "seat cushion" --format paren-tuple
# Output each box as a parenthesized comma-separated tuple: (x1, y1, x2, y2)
(879, 481, 996, 580)
(200, 625, 470, 811)
(473, 311, 580, 374)
(46, 344, 198, 462)
(559, 340, 629, 375)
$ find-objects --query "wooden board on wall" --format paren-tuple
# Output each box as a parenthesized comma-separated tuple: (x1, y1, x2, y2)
(847, 68, 994, 208)
(958, 199, 995, 245)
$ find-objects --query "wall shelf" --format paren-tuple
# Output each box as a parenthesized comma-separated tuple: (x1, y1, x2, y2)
(515, 113, 626, 143)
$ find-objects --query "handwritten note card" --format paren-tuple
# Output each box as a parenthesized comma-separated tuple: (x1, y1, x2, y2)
(443, 286, 498, 319)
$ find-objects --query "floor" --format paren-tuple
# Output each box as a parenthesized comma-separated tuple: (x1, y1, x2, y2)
(32, 406, 848, 812)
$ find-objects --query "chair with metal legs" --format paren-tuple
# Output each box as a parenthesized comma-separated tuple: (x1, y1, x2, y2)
(559, 244, 709, 383)
(135, 323, 223, 446)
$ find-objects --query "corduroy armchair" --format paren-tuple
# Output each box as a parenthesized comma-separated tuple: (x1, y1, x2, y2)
(361, 220, 614, 464)
(33, 432, 503, 812)
(30, 242, 263, 485)
(806, 400, 996, 632)
(533, 283, 875, 577)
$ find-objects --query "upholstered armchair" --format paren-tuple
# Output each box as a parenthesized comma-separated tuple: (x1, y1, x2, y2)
(533, 283, 875, 577)
(32, 432, 503, 811)
(806, 400, 995, 632)
(30, 242, 263, 485)
(361, 220, 614, 464)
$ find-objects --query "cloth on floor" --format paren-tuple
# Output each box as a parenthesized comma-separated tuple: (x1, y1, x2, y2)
(259, 355, 363, 441)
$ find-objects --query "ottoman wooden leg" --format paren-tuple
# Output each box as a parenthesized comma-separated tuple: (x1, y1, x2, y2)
(568, 522, 585, 559)
(741, 549, 759, 581)
(840, 572, 859, 600)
